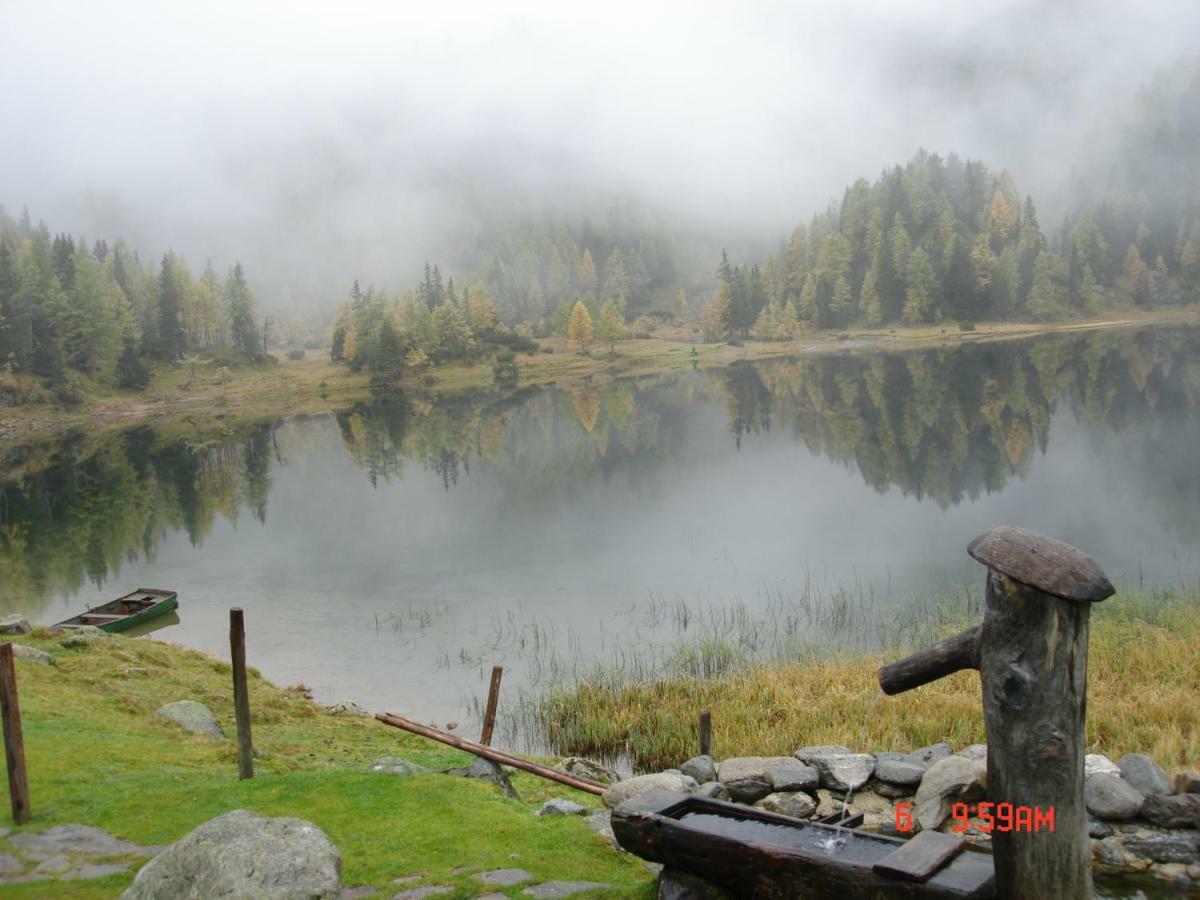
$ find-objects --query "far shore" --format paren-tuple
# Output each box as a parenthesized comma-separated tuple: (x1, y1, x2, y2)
(3, 305, 1196, 450)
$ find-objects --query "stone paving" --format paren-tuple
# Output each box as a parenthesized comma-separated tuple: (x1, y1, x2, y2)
(0, 823, 162, 886)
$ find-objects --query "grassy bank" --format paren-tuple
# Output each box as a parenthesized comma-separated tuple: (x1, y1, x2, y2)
(4, 305, 1196, 449)
(538, 585, 1200, 773)
(1, 632, 654, 898)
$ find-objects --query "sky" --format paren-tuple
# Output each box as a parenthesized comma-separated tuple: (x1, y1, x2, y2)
(1, 0, 1197, 305)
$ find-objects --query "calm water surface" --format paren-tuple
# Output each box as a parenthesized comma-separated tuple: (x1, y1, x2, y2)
(3, 325, 1199, 733)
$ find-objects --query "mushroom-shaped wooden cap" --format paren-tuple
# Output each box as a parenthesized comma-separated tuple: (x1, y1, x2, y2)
(967, 526, 1115, 602)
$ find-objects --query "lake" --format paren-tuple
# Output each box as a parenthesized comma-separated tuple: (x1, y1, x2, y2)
(3, 324, 1199, 740)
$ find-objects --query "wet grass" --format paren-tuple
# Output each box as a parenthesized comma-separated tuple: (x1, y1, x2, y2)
(528, 584, 1200, 773)
(1, 631, 655, 898)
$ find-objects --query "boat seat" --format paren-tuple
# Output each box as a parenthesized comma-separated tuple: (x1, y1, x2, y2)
(80, 614, 125, 622)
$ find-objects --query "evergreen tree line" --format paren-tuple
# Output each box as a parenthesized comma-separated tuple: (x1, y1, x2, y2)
(701, 147, 1199, 342)
(0, 207, 262, 392)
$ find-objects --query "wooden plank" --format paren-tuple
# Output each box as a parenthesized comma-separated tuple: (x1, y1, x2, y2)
(967, 526, 1114, 601)
(878, 625, 980, 695)
(376, 712, 607, 795)
(873, 830, 965, 882)
(229, 608, 254, 780)
(479, 665, 503, 746)
(0, 643, 31, 824)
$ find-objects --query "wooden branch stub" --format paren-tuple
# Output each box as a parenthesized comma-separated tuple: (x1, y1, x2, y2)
(967, 527, 1114, 602)
(877, 625, 981, 696)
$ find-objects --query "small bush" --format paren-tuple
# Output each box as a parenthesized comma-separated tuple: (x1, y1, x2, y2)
(286, 348, 306, 361)
(541, 346, 554, 354)
(958, 320, 976, 332)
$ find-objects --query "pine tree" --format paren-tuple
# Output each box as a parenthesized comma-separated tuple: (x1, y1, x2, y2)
(596, 299, 627, 352)
(567, 300, 593, 352)
(224, 263, 259, 356)
(1120, 245, 1153, 306)
(577, 249, 598, 293)
(116, 328, 150, 389)
(551, 298, 573, 337)
(902, 248, 940, 324)
(602, 247, 628, 307)
(433, 300, 473, 358)
(1026, 250, 1068, 320)
(156, 254, 185, 360)
(375, 318, 404, 376)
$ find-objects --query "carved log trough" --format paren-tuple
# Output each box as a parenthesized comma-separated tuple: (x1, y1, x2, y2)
(612, 789, 995, 899)
(880, 526, 1115, 900)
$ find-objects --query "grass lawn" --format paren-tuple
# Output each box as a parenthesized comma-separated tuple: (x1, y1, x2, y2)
(0, 631, 656, 898)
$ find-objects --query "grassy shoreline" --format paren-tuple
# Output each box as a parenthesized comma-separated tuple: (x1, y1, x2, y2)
(3, 305, 1195, 450)
(1, 630, 654, 898)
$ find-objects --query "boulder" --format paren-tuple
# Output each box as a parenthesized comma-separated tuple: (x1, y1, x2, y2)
(120, 809, 340, 899)
(955, 744, 987, 762)
(154, 701, 224, 740)
(722, 778, 772, 804)
(327, 700, 370, 718)
(764, 761, 818, 793)
(524, 881, 613, 897)
(810, 754, 875, 793)
(1084, 773, 1144, 820)
(1140, 793, 1200, 829)
(717, 756, 796, 782)
(657, 867, 733, 899)
(794, 745, 852, 766)
(556, 757, 619, 785)
(755, 791, 816, 819)
(450, 757, 518, 799)
(874, 760, 925, 787)
(1175, 772, 1200, 795)
(1088, 818, 1114, 838)
(368, 757, 429, 776)
(1121, 832, 1200, 865)
(872, 751, 905, 763)
(904, 743, 952, 770)
(11, 644, 54, 665)
(1085, 754, 1121, 778)
(61, 628, 116, 648)
(680, 756, 717, 785)
(0, 614, 32, 635)
(602, 773, 697, 809)
(1117, 754, 1172, 797)
(871, 778, 916, 800)
(694, 781, 730, 801)
(914, 756, 986, 830)
(536, 799, 588, 817)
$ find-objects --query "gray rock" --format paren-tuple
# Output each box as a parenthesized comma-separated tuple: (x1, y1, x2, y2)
(725, 779, 772, 804)
(1140, 793, 1200, 829)
(914, 756, 987, 830)
(755, 791, 816, 819)
(717, 756, 796, 783)
(0, 854, 22, 874)
(9, 824, 157, 857)
(328, 700, 370, 717)
(536, 799, 587, 817)
(810, 754, 875, 792)
(1175, 772, 1200, 794)
(450, 757, 519, 799)
(523, 882, 613, 897)
(10, 644, 53, 665)
(154, 700, 224, 740)
(1122, 832, 1200, 865)
(391, 888, 451, 899)
(955, 744, 987, 762)
(764, 761, 818, 792)
(1088, 818, 1115, 838)
(872, 751, 905, 763)
(904, 743, 952, 770)
(1084, 773, 1144, 820)
(1085, 753, 1121, 778)
(875, 760, 925, 787)
(60, 627, 116, 648)
(68, 863, 134, 880)
(585, 809, 616, 848)
(121, 810, 340, 899)
(794, 745, 853, 765)
(872, 779, 916, 800)
(474, 868, 534, 886)
(338, 888, 378, 898)
(1118, 754, 1172, 797)
(603, 772, 697, 808)
(368, 757, 430, 776)
(657, 867, 733, 899)
(679, 755, 717, 785)
(475, 895, 508, 900)
(0, 614, 32, 635)
(34, 855, 71, 873)
(694, 781, 731, 801)
(556, 757, 619, 785)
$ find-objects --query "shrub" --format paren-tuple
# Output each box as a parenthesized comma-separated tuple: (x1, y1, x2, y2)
(286, 348, 306, 360)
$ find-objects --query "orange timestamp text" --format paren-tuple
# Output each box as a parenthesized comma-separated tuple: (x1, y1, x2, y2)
(895, 801, 1055, 833)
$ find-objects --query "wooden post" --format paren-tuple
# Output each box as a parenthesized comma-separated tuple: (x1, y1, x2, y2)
(699, 710, 712, 757)
(878, 527, 1114, 900)
(0, 643, 31, 824)
(480, 665, 503, 746)
(229, 608, 254, 780)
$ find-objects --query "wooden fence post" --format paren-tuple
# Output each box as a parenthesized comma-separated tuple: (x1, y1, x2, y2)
(0, 643, 31, 823)
(229, 608, 254, 780)
(699, 710, 712, 757)
(480, 666, 503, 746)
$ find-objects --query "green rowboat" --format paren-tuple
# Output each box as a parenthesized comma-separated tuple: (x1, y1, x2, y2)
(52, 588, 179, 634)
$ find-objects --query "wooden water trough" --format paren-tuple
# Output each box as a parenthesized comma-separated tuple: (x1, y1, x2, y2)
(612, 789, 995, 899)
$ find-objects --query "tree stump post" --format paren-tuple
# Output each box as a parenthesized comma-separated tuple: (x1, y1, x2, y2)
(878, 527, 1114, 900)
(229, 608, 254, 780)
(480, 665, 503, 747)
(698, 710, 712, 758)
(0, 643, 31, 824)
